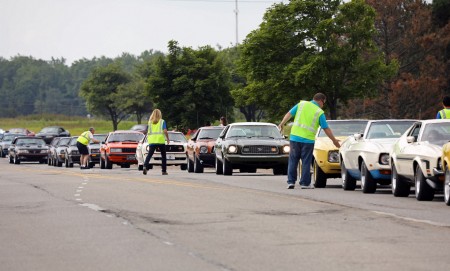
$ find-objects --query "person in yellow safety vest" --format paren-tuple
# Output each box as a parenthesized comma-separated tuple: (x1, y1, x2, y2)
(437, 96, 450, 119)
(77, 127, 100, 169)
(278, 93, 340, 190)
(143, 109, 170, 176)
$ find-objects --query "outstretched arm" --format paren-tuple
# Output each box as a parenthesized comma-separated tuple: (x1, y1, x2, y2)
(323, 128, 340, 148)
(278, 112, 292, 131)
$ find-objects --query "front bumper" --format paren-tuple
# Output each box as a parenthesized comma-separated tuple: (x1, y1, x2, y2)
(225, 154, 288, 167)
(150, 153, 187, 165)
(107, 153, 138, 164)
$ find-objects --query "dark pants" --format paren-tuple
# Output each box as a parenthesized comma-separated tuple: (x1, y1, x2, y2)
(287, 141, 314, 186)
(143, 144, 167, 173)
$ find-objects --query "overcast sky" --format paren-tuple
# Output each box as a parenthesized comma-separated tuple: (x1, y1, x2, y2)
(0, 0, 281, 65)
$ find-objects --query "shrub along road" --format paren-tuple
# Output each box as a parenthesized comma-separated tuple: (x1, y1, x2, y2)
(1, 160, 449, 271)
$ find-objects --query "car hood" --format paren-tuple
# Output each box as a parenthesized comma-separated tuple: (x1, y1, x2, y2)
(365, 138, 398, 152)
(16, 144, 48, 149)
(315, 136, 347, 151)
(105, 142, 139, 147)
(416, 142, 443, 156)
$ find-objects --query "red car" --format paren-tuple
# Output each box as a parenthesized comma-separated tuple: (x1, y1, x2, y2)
(100, 130, 144, 169)
(186, 126, 225, 173)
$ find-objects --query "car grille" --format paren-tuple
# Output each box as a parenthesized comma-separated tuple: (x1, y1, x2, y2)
(156, 146, 184, 152)
(122, 148, 136, 153)
(241, 145, 279, 154)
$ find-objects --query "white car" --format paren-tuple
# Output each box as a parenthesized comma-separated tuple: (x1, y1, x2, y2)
(339, 120, 416, 193)
(390, 119, 450, 201)
(136, 131, 188, 171)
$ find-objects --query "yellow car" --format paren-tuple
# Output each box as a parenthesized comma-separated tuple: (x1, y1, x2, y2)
(441, 141, 450, 206)
(312, 120, 368, 187)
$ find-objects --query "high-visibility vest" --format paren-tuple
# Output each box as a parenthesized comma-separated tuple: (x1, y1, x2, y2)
(147, 120, 165, 144)
(439, 109, 450, 119)
(291, 101, 324, 140)
(77, 131, 91, 145)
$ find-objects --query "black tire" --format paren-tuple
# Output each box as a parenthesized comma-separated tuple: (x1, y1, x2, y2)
(341, 159, 356, 190)
(247, 168, 257, 173)
(148, 164, 153, 169)
(88, 162, 94, 168)
(194, 154, 204, 173)
(444, 167, 450, 206)
(105, 156, 113, 169)
(187, 156, 194, 173)
(215, 155, 223, 175)
(223, 157, 233, 175)
(57, 159, 63, 167)
(14, 155, 20, 164)
(48, 156, 52, 166)
(100, 157, 105, 169)
(138, 164, 143, 171)
(361, 161, 376, 193)
(313, 160, 327, 188)
(180, 164, 187, 170)
(391, 163, 410, 197)
(273, 166, 285, 175)
(9, 156, 13, 164)
(415, 165, 434, 201)
(65, 159, 69, 168)
(121, 164, 130, 168)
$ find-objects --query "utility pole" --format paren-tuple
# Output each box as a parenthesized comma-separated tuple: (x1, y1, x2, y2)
(234, 0, 239, 45)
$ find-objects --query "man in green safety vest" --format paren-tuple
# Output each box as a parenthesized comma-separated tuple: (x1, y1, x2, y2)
(437, 96, 450, 119)
(278, 93, 340, 189)
(77, 127, 100, 169)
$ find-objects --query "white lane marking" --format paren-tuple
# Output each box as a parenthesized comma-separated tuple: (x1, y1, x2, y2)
(74, 194, 80, 197)
(76, 198, 82, 201)
(372, 211, 450, 227)
(79, 203, 106, 212)
(164, 241, 173, 246)
(76, 190, 82, 192)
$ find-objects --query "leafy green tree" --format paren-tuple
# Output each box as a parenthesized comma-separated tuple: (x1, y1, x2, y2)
(238, 0, 396, 120)
(147, 41, 233, 129)
(80, 64, 132, 130)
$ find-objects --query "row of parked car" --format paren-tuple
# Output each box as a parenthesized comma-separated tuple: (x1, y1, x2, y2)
(2, 120, 450, 207)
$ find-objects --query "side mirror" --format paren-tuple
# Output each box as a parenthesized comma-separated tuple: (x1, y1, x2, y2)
(406, 136, 416, 143)
(353, 133, 362, 140)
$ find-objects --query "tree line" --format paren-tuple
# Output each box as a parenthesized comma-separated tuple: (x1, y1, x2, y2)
(0, 0, 448, 130)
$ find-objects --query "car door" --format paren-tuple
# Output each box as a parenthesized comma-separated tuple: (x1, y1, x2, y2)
(215, 126, 229, 161)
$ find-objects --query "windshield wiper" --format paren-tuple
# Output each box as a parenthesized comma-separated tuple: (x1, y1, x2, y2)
(199, 137, 213, 139)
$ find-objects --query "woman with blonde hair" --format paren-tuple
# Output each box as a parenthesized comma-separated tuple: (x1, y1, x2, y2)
(143, 109, 170, 175)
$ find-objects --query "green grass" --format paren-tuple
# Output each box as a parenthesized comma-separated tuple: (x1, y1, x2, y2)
(0, 114, 139, 136)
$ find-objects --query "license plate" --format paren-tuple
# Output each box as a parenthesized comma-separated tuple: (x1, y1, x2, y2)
(167, 154, 175, 160)
(127, 155, 136, 160)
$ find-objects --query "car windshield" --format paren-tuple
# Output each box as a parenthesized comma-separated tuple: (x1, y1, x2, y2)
(2, 134, 21, 141)
(226, 125, 283, 139)
(39, 127, 59, 133)
(169, 133, 187, 142)
(9, 128, 26, 134)
(91, 134, 107, 144)
(318, 121, 368, 137)
(16, 138, 46, 145)
(69, 138, 78, 146)
(108, 133, 144, 142)
(57, 138, 71, 146)
(421, 123, 450, 146)
(197, 128, 223, 139)
(366, 121, 415, 139)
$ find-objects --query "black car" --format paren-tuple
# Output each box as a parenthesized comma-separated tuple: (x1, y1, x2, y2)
(64, 137, 80, 168)
(36, 126, 71, 144)
(8, 136, 48, 164)
(88, 134, 108, 168)
(214, 122, 290, 175)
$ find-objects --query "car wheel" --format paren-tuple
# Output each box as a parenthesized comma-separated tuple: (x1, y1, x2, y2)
(0, 151, 3, 158)
(273, 166, 285, 175)
(361, 161, 376, 193)
(88, 162, 94, 168)
(223, 157, 233, 176)
(14, 155, 20, 164)
(105, 156, 113, 169)
(187, 155, 194, 173)
(69, 162, 73, 168)
(391, 163, 410, 197)
(341, 159, 356, 190)
(9, 155, 13, 164)
(180, 164, 187, 171)
(65, 159, 69, 168)
(313, 160, 327, 188)
(415, 164, 434, 201)
(215, 155, 223, 175)
(100, 157, 105, 169)
(444, 167, 450, 206)
(57, 159, 63, 167)
(48, 156, 52, 166)
(138, 164, 143, 171)
(194, 154, 204, 173)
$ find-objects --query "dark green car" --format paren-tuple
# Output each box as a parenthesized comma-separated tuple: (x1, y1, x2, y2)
(214, 122, 290, 175)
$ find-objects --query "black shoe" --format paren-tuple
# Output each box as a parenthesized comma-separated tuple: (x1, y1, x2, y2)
(287, 184, 295, 189)
(162, 172, 168, 175)
(143, 168, 147, 175)
(80, 166, 88, 170)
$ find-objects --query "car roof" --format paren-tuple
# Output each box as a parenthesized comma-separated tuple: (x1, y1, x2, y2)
(417, 119, 450, 124)
(110, 130, 143, 134)
(199, 126, 224, 129)
(229, 122, 277, 126)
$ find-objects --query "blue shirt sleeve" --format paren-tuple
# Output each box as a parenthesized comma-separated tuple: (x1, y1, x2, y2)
(289, 104, 298, 116)
(319, 114, 328, 129)
(163, 120, 167, 129)
(437, 112, 441, 119)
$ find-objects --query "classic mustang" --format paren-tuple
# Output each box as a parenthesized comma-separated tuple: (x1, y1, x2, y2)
(136, 131, 188, 171)
(100, 130, 144, 169)
(214, 122, 290, 175)
(391, 119, 450, 201)
(441, 140, 450, 206)
(340, 120, 415, 193)
(186, 126, 224, 173)
(312, 120, 368, 188)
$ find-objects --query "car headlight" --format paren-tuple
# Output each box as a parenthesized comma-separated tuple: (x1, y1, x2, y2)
(199, 146, 208, 154)
(379, 153, 389, 165)
(17, 149, 29, 154)
(228, 145, 238, 154)
(282, 145, 290, 154)
(177, 145, 184, 152)
(328, 150, 339, 163)
(110, 148, 122, 153)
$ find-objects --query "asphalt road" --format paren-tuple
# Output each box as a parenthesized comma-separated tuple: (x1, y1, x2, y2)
(1, 160, 449, 271)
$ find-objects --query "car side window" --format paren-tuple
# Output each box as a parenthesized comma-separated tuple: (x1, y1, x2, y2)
(408, 124, 421, 141)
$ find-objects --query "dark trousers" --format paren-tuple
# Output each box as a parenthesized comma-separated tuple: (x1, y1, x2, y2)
(143, 144, 167, 172)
